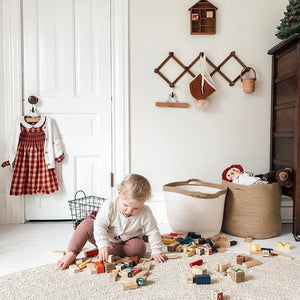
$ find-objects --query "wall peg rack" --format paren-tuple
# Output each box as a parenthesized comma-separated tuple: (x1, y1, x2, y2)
(154, 51, 251, 88)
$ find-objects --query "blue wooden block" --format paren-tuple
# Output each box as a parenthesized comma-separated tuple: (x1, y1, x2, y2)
(180, 236, 194, 244)
(230, 240, 238, 246)
(261, 247, 273, 252)
(205, 238, 213, 247)
(195, 274, 211, 285)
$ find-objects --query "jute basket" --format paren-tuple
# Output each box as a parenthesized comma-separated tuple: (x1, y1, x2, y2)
(240, 67, 256, 93)
(222, 180, 281, 238)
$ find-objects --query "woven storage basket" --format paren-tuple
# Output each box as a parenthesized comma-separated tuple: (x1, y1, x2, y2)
(222, 180, 281, 238)
(163, 179, 227, 237)
(240, 67, 256, 93)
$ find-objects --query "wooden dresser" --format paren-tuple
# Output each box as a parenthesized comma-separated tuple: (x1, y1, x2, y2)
(268, 33, 300, 241)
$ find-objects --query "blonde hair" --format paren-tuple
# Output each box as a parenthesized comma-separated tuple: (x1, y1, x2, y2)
(118, 174, 151, 201)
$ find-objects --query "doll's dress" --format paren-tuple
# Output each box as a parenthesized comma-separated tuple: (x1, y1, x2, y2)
(10, 121, 59, 195)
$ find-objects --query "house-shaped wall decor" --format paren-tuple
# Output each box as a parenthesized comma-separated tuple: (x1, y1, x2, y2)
(189, 0, 218, 35)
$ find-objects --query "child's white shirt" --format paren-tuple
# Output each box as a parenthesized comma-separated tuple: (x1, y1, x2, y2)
(94, 198, 163, 255)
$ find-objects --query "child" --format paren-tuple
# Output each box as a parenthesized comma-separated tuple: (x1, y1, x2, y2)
(57, 174, 166, 270)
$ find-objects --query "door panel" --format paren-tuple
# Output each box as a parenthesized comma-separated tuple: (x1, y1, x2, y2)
(23, 0, 112, 219)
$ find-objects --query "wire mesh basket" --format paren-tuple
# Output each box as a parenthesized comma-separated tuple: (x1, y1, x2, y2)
(68, 190, 106, 228)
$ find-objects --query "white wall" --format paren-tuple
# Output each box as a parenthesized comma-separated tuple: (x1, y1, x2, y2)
(0, 0, 6, 224)
(129, 0, 288, 195)
(0, 0, 289, 224)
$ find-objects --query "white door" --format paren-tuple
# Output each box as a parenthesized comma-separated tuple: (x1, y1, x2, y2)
(23, 0, 112, 220)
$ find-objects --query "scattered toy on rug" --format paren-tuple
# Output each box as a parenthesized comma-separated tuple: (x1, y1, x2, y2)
(211, 290, 224, 300)
(68, 253, 151, 290)
(256, 168, 293, 188)
(222, 164, 267, 185)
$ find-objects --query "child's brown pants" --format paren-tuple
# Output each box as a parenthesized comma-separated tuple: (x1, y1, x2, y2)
(67, 219, 146, 257)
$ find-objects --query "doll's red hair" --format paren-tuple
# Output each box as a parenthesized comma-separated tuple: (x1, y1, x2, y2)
(222, 164, 244, 181)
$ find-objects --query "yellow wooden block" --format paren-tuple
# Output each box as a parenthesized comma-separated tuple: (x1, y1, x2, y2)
(278, 241, 290, 250)
(78, 258, 92, 269)
(162, 238, 175, 245)
(249, 244, 261, 251)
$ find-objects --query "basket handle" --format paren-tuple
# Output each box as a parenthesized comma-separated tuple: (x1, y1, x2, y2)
(240, 67, 256, 81)
(163, 179, 227, 199)
(186, 178, 206, 185)
(74, 190, 86, 199)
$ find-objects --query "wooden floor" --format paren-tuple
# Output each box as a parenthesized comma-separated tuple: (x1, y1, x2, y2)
(0, 222, 299, 276)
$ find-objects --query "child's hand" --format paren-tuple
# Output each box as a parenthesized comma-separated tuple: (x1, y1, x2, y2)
(98, 246, 111, 262)
(150, 253, 166, 263)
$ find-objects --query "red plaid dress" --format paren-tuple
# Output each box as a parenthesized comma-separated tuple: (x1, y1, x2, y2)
(10, 123, 59, 195)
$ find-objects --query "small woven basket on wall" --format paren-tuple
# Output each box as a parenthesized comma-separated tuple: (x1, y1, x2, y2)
(222, 180, 281, 238)
(240, 67, 256, 93)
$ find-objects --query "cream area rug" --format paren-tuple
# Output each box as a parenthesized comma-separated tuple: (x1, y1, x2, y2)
(1, 252, 300, 300)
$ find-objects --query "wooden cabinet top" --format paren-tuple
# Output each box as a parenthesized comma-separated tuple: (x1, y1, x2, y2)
(268, 33, 300, 55)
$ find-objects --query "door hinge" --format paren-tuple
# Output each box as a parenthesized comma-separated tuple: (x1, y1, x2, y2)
(111, 172, 114, 187)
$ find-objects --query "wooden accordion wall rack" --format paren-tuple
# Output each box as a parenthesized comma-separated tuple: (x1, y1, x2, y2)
(154, 51, 251, 88)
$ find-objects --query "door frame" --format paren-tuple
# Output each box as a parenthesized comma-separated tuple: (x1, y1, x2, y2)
(2, 0, 129, 223)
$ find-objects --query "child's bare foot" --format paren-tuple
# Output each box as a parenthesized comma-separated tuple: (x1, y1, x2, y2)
(57, 251, 76, 270)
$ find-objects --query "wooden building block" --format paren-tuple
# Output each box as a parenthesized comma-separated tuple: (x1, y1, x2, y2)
(76, 257, 90, 266)
(133, 269, 149, 279)
(216, 247, 227, 253)
(122, 280, 138, 290)
(109, 269, 119, 282)
(250, 249, 263, 255)
(94, 261, 105, 273)
(121, 268, 132, 278)
(83, 248, 98, 257)
(78, 258, 92, 269)
(167, 241, 180, 252)
(249, 244, 261, 251)
(130, 255, 140, 266)
(136, 276, 147, 286)
(211, 290, 224, 300)
(52, 250, 65, 257)
(214, 241, 230, 248)
(175, 245, 183, 252)
(195, 274, 211, 285)
(204, 247, 212, 255)
(162, 238, 175, 245)
(196, 247, 205, 255)
(278, 241, 291, 250)
(191, 266, 207, 275)
(242, 259, 262, 269)
(230, 269, 245, 283)
(165, 253, 179, 259)
(86, 263, 97, 274)
(244, 236, 253, 243)
(184, 251, 194, 257)
(189, 259, 203, 268)
(219, 263, 231, 272)
(142, 261, 151, 270)
(237, 255, 245, 265)
(116, 263, 126, 271)
(69, 264, 81, 273)
(186, 272, 194, 284)
(104, 262, 116, 273)
(107, 254, 114, 263)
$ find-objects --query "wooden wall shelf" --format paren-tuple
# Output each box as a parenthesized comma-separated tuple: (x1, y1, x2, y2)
(189, 0, 217, 35)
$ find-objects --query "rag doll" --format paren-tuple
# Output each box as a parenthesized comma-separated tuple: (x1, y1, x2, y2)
(222, 164, 267, 185)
